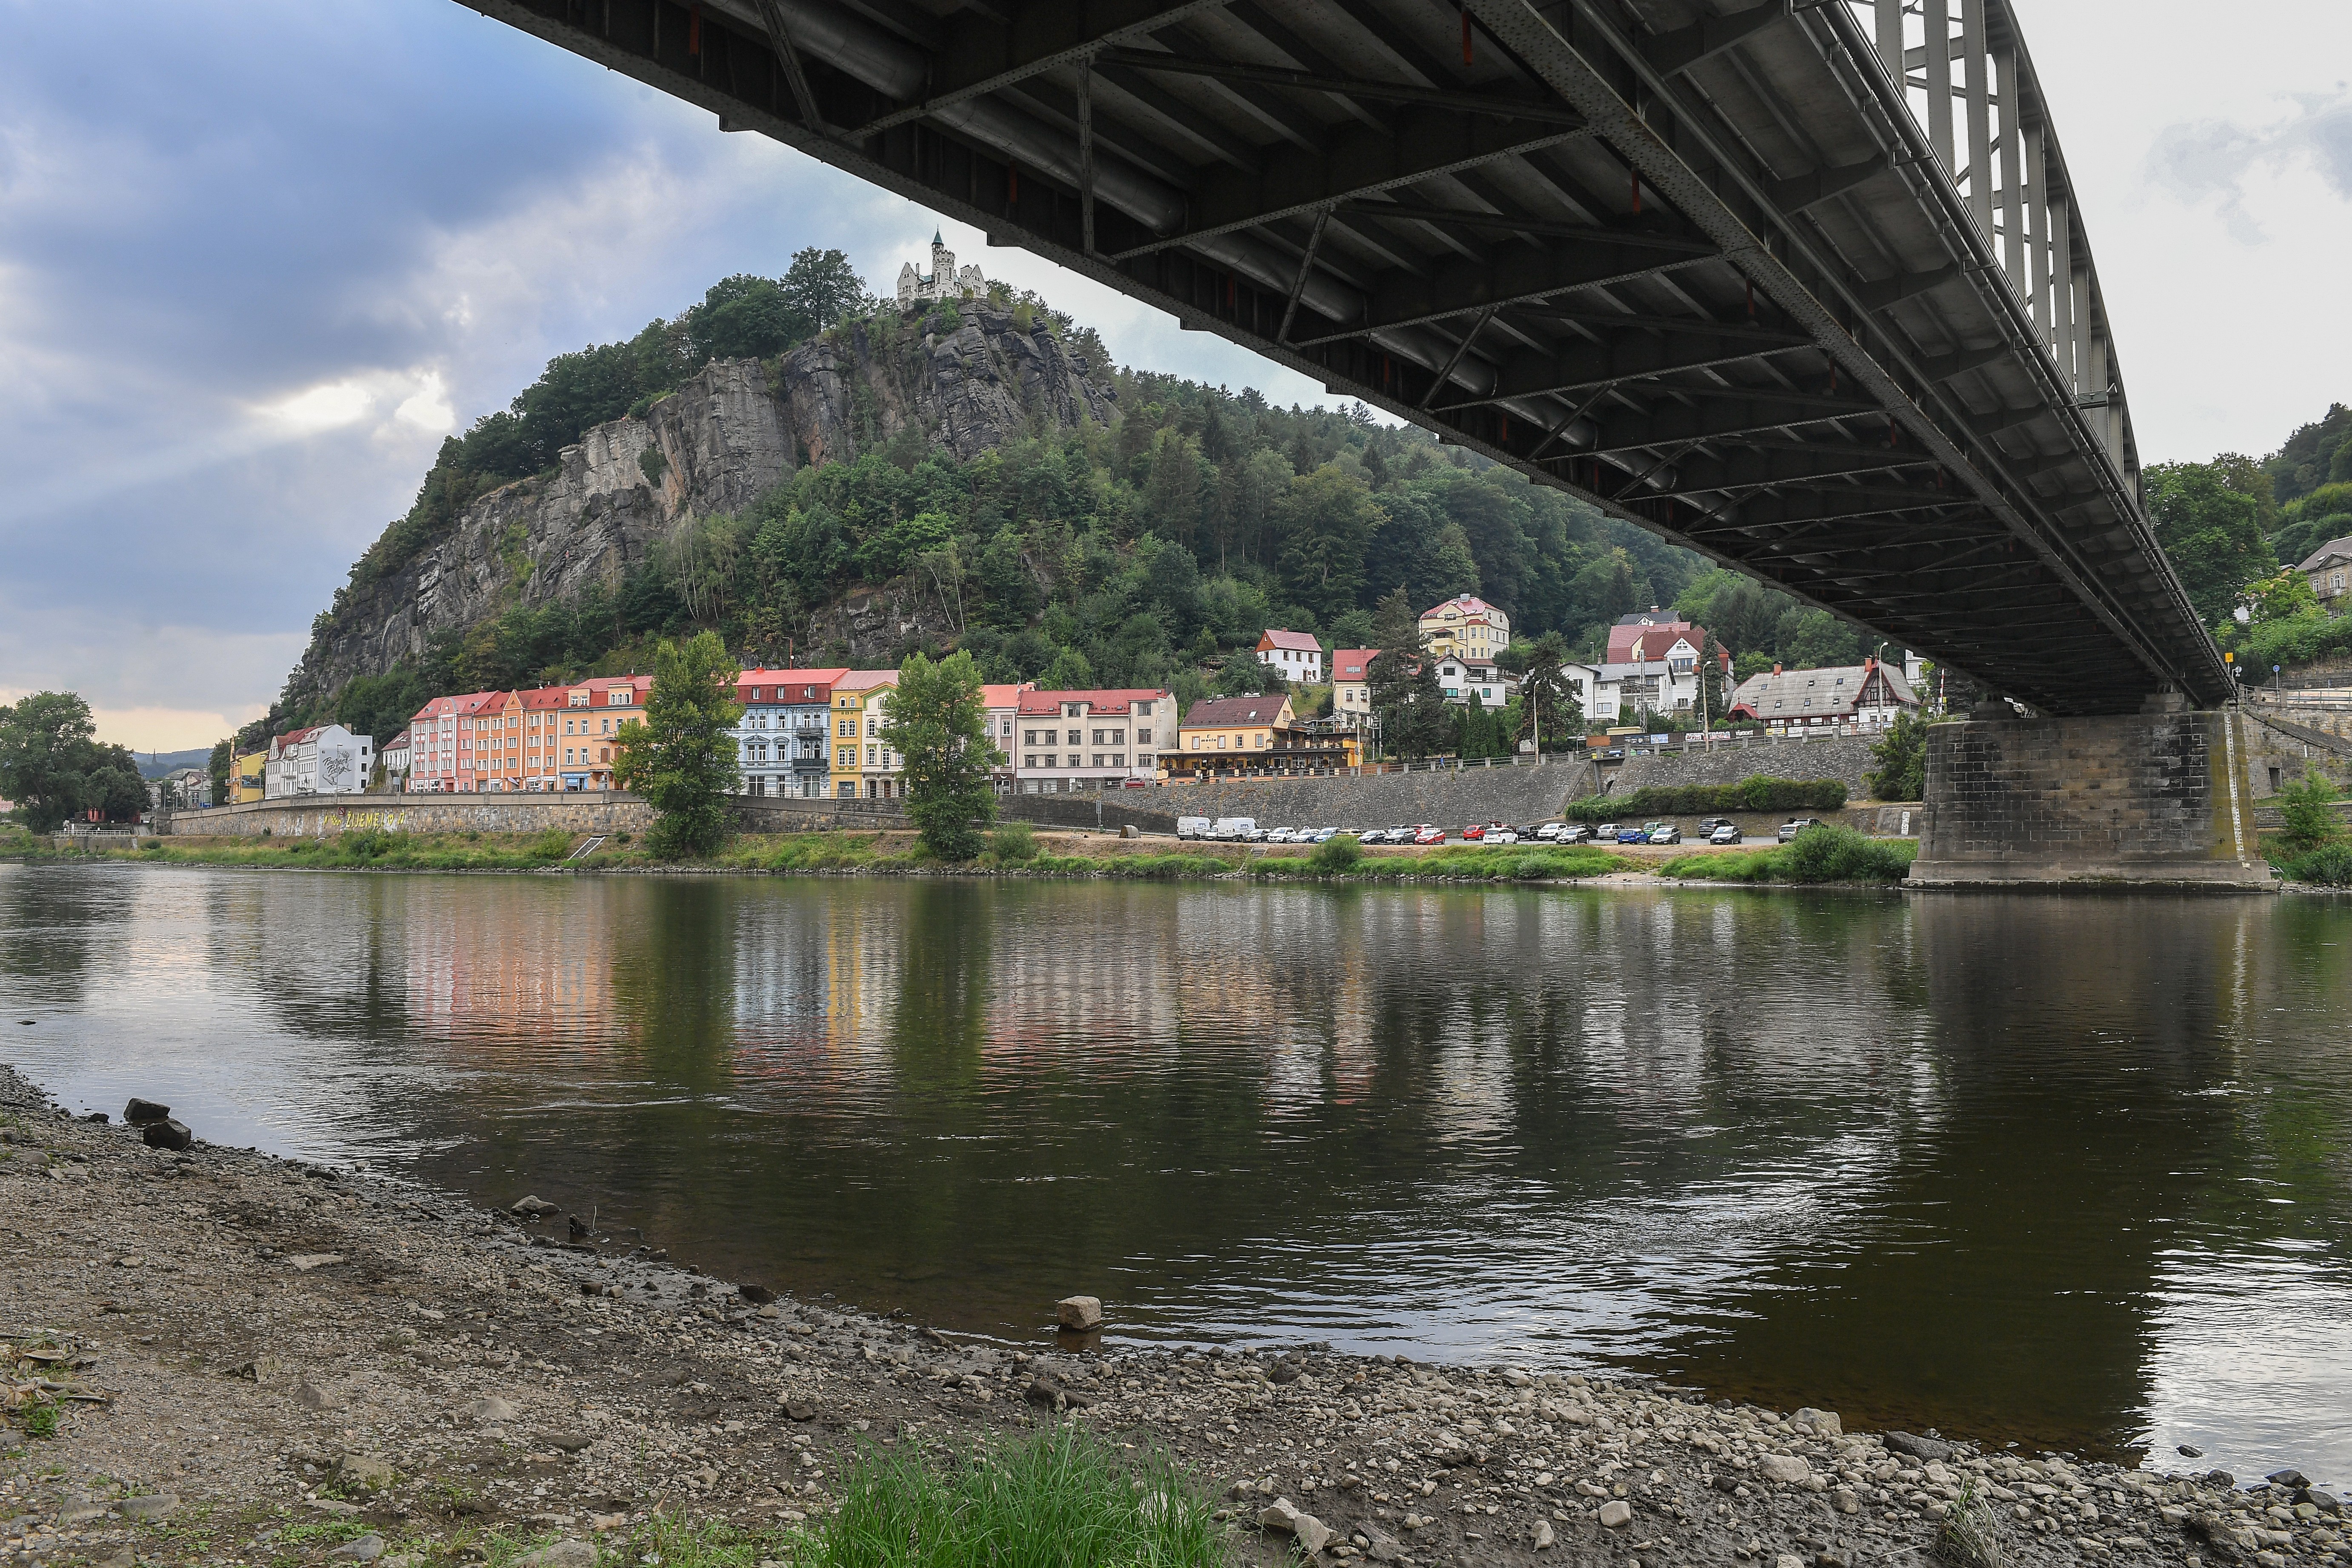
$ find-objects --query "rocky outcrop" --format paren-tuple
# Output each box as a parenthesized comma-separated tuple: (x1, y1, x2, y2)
(282, 311, 1115, 711)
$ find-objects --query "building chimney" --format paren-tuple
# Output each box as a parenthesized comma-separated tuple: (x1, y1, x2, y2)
(1772, 663, 1781, 675)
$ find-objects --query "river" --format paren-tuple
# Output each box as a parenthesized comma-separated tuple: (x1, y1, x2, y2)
(3, 862, 2347, 1486)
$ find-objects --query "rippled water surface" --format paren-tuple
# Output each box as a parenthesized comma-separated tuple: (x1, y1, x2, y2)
(4, 863, 2349, 1484)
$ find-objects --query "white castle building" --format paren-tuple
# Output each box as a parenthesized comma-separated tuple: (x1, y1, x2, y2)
(897, 230, 986, 309)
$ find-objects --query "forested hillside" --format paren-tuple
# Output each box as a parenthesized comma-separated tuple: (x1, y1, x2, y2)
(271, 253, 1874, 750)
(2150, 400, 2352, 680)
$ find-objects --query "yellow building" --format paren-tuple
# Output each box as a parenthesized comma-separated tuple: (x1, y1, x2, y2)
(1418, 593, 1509, 660)
(231, 750, 268, 804)
(829, 671, 901, 798)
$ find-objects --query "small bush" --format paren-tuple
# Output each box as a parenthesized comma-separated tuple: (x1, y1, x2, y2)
(614, 831, 632, 844)
(1566, 777, 1847, 823)
(1308, 833, 1362, 873)
(1775, 823, 1912, 882)
(2282, 843, 2352, 887)
(2276, 769, 2345, 854)
(140, 837, 163, 851)
(990, 821, 1037, 862)
(528, 828, 574, 860)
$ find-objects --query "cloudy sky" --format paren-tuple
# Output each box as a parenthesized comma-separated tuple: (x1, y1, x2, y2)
(2, 1, 2348, 751)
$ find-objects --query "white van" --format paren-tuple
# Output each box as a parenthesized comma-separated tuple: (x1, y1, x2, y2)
(1211, 817, 1257, 841)
(1176, 817, 1211, 840)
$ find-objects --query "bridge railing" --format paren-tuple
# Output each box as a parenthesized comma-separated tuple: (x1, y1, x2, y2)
(1838, 0, 2135, 494)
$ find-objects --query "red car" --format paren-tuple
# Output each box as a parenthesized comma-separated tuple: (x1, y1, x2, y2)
(1412, 825, 1447, 846)
(1460, 824, 1486, 841)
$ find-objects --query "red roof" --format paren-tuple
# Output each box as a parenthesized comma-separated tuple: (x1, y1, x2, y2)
(409, 691, 506, 724)
(1182, 695, 1292, 727)
(1421, 593, 1501, 621)
(1606, 618, 1712, 665)
(1329, 648, 1381, 680)
(734, 667, 852, 702)
(1257, 628, 1321, 653)
(1016, 688, 1170, 716)
(980, 683, 1032, 708)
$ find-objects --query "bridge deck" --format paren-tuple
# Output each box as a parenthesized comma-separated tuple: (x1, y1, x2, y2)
(467, 0, 2228, 715)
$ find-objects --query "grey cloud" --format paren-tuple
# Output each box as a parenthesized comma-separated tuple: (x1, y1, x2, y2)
(2147, 89, 2352, 240)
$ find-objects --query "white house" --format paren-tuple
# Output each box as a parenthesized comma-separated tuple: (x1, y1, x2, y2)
(266, 724, 374, 798)
(380, 730, 411, 785)
(1012, 689, 1175, 792)
(1255, 628, 1323, 683)
(1592, 612, 1729, 721)
(897, 231, 987, 308)
(1729, 660, 1919, 731)
(1434, 655, 1517, 709)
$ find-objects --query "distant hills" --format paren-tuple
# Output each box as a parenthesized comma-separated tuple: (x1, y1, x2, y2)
(132, 748, 214, 780)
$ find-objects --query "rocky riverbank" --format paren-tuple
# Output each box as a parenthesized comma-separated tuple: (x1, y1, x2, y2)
(2, 1064, 2341, 1568)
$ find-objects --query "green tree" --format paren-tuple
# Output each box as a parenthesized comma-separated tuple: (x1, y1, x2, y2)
(1037, 645, 1096, 690)
(780, 246, 866, 332)
(2276, 767, 2344, 854)
(209, 739, 231, 811)
(1866, 710, 1929, 801)
(2245, 569, 2320, 625)
(1515, 630, 1583, 753)
(2148, 460, 2273, 628)
(0, 691, 101, 831)
(612, 631, 742, 859)
(1274, 466, 1377, 623)
(1366, 586, 1450, 759)
(881, 650, 998, 862)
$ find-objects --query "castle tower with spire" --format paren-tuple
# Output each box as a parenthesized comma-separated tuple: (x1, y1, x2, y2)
(895, 228, 988, 309)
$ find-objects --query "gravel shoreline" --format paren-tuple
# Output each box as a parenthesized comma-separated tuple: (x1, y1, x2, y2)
(3, 1063, 2341, 1568)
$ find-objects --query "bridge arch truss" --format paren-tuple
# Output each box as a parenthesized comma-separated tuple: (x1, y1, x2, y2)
(469, 0, 2229, 714)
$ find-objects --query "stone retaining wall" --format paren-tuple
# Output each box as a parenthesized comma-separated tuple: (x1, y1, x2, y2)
(1149, 758, 1596, 829)
(1610, 733, 1882, 798)
(165, 794, 655, 838)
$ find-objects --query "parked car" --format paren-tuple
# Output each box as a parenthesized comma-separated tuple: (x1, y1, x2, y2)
(1708, 823, 1742, 845)
(1412, 825, 1447, 846)
(1777, 818, 1821, 843)
(1594, 823, 1620, 840)
(1264, 827, 1293, 843)
(1243, 826, 1270, 843)
(1460, 823, 1486, 840)
(1695, 817, 1736, 835)
(1647, 823, 1681, 844)
(1615, 825, 1649, 844)
(1534, 822, 1566, 841)
(1487, 827, 1520, 845)
(1559, 823, 1596, 844)
(1309, 828, 1339, 843)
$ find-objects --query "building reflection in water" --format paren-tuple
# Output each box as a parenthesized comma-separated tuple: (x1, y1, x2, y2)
(6, 866, 2350, 1477)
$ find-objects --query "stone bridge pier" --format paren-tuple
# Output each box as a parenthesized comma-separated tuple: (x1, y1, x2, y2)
(1909, 700, 2274, 891)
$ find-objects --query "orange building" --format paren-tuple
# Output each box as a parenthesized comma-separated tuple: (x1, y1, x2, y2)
(405, 674, 652, 792)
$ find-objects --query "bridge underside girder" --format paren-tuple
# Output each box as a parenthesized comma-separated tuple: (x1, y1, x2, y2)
(464, 0, 2228, 716)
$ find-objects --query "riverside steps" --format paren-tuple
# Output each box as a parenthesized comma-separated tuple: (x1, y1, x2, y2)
(1910, 699, 2273, 891)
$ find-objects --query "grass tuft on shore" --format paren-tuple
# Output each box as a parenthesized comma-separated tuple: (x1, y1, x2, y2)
(796, 1424, 1229, 1568)
(1658, 824, 1914, 884)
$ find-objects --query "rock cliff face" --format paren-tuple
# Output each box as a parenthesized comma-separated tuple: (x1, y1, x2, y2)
(283, 307, 1114, 711)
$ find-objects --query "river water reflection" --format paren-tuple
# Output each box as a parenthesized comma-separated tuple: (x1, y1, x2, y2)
(3, 863, 2348, 1483)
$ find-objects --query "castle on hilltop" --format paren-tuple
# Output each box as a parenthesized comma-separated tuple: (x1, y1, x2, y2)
(897, 230, 987, 309)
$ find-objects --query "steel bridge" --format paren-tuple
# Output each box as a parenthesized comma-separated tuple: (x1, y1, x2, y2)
(465, 0, 2228, 715)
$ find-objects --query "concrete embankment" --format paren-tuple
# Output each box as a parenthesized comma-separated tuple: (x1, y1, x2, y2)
(1, 1062, 2324, 1568)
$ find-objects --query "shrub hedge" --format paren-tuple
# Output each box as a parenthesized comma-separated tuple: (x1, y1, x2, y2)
(1565, 776, 1848, 822)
